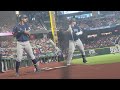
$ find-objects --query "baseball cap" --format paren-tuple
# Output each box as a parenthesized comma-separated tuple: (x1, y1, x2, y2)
(69, 18, 76, 24)
(19, 14, 28, 20)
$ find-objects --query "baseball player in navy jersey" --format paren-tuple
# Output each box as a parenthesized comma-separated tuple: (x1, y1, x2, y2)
(12, 14, 40, 76)
(66, 18, 87, 66)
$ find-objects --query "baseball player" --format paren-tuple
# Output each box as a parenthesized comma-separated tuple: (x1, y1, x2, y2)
(115, 36, 120, 45)
(66, 18, 87, 66)
(113, 35, 120, 54)
(12, 14, 40, 76)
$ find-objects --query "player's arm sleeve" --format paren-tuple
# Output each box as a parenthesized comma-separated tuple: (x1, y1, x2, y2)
(67, 25, 72, 32)
(12, 25, 24, 35)
(12, 26, 18, 36)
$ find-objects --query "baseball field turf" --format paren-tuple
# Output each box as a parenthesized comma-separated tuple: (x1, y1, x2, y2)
(72, 53, 120, 65)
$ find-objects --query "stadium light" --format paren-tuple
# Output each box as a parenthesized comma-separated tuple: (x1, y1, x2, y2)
(15, 11, 19, 15)
(15, 11, 19, 22)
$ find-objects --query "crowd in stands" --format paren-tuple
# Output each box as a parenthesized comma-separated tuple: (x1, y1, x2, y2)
(23, 11, 120, 31)
(84, 35, 119, 50)
(0, 23, 14, 33)
(0, 23, 45, 33)
(29, 20, 46, 31)
(0, 37, 61, 63)
(57, 11, 120, 30)
(22, 11, 47, 31)
(78, 15, 120, 30)
(0, 11, 120, 33)
(0, 34, 120, 56)
(30, 38, 56, 54)
(42, 12, 120, 30)
(0, 12, 47, 33)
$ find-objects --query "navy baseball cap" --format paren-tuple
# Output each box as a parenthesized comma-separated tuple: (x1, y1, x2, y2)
(19, 14, 28, 20)
(70, 18, 76, 22)
(69, 18, 76, 24)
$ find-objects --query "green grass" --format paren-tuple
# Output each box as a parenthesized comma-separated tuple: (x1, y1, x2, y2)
(74, 47, 111, 53)
(72, 53, 120, 65)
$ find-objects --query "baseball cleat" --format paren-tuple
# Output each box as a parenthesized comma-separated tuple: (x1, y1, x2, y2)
(34, 68, 41, 72)
(83, 59, 87, 63)
(36, 69, 41, 72)
(15, 73, 19, 77)
(1, 71, 6, 73)
(66, 63, 71, 66)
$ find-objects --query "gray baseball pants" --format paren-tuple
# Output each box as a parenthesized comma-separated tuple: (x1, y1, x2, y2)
(16, 41, 35, 62)
(67, 39, 85, 64)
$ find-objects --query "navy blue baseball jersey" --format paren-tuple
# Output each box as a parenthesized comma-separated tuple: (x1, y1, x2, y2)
(69, 25, 81, 41)
(12, 23, 31, 42)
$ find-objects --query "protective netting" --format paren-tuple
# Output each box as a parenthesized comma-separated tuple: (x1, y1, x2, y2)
(0, 11, 16, 33)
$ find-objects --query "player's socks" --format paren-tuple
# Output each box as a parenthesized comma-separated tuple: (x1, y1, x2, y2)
(16, 61, 20, 74)
(82, 55, 87, 63)
(32, 59, 40, 72)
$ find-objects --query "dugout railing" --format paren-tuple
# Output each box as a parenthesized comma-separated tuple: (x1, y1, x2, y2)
(0, 54, 64, 73)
